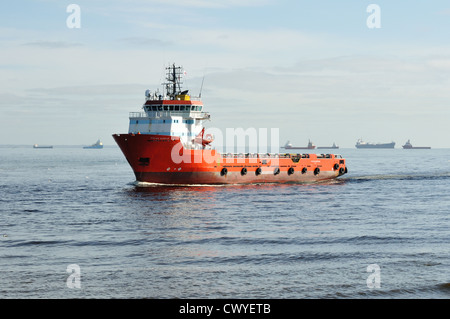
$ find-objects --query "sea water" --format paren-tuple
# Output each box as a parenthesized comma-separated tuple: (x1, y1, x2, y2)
(0, 145, 449, 298)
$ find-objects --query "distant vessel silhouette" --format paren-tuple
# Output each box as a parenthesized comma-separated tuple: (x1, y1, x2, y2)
(317, 142, 339, 149)
(282, 140, 316, 150)
(355, 139, 395, 149)
(83, 139, 103, 149)
(33, 144, 53, 149)
(402, 140, 430, 149)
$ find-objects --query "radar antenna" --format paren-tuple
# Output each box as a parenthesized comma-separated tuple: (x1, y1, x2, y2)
(163, 63, 184, 100)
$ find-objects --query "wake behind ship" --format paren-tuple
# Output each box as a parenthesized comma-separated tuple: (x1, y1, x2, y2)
(113, 64, 347, 184)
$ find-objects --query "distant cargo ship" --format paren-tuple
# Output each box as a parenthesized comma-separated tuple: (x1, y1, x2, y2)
(83, 139, 103, 149)
(33, 144, 53, 149)
(402, 140, 430, 149)
(317, 142, 339, 149)
(355, 139, 395, 149)
(282, 140, 316, 150)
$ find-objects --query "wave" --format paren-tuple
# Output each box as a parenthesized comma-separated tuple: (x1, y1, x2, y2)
(7, 238, 144, 248)
(436, 282, 450, 292)
(342, 172, 450, 183)
(353, 282, 450, 298)
(133, 181, 231, 188)
(130, 171, 450, 188)
(22, 209, 41, 213)
(132, 178, 343, 189)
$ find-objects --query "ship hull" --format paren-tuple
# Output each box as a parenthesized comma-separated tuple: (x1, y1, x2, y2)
(133, 170, 340, 184)
(356, 143, 395, 149)
(113, 133, 346, 185)
(283, 147, 315, 150)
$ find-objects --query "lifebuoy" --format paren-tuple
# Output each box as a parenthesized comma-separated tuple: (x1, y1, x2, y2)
(221, 168, 228, 176)
(314, 167, 320, 175)
(241, 167, 247, 176)
(274, 167, 280, 175)
(288, 167, 294, 175)
(255, 167, 262, 176)
(301, 167, 307, 174)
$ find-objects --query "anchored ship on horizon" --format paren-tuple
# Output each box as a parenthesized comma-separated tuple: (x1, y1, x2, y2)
(83, 139, 103, 149)
(113, 64, 347, 184)
(282, 140, 316, 150)
(402, 139, 431, 149)
(355, 139, 395, 149)
(33, 144, 53, 149)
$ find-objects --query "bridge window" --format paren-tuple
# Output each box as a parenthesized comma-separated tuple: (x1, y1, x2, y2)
(175, 105, 180, 111)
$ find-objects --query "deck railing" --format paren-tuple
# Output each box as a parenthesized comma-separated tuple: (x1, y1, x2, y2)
(220, 153, 342, 159)
(129, 111, 210, 120)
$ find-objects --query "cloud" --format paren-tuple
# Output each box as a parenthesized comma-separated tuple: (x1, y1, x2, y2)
(118, 37, 172, 48)
(1, 1, 450, 146)
(22, 40, 83, 48)
(109, 0, 272, 9)
(201, 53, 450, 129)
(436, 8, 450, 16)
(426, 57, 450, 70)
(26, 83, 146, 97)
(187, 28, 321, 52)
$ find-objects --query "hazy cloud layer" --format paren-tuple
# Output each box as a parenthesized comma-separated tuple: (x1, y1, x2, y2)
(1, 1, 450, 146)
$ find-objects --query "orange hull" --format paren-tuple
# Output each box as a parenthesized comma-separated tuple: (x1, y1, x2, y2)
(113, 133, 347, 185)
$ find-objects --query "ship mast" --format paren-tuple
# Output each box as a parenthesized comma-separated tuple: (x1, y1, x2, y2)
(164, 63, 184, 100)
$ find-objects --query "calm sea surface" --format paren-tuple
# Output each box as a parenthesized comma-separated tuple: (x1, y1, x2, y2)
(0, 145, 449, 299)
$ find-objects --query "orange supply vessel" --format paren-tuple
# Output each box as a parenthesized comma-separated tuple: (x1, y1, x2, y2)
(113, 64, 347, 184)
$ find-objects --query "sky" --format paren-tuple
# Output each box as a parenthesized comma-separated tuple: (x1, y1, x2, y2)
(1, 0, 450, 147)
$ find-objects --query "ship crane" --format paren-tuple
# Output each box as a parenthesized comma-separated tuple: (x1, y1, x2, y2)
(193, 127, 214, 149)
